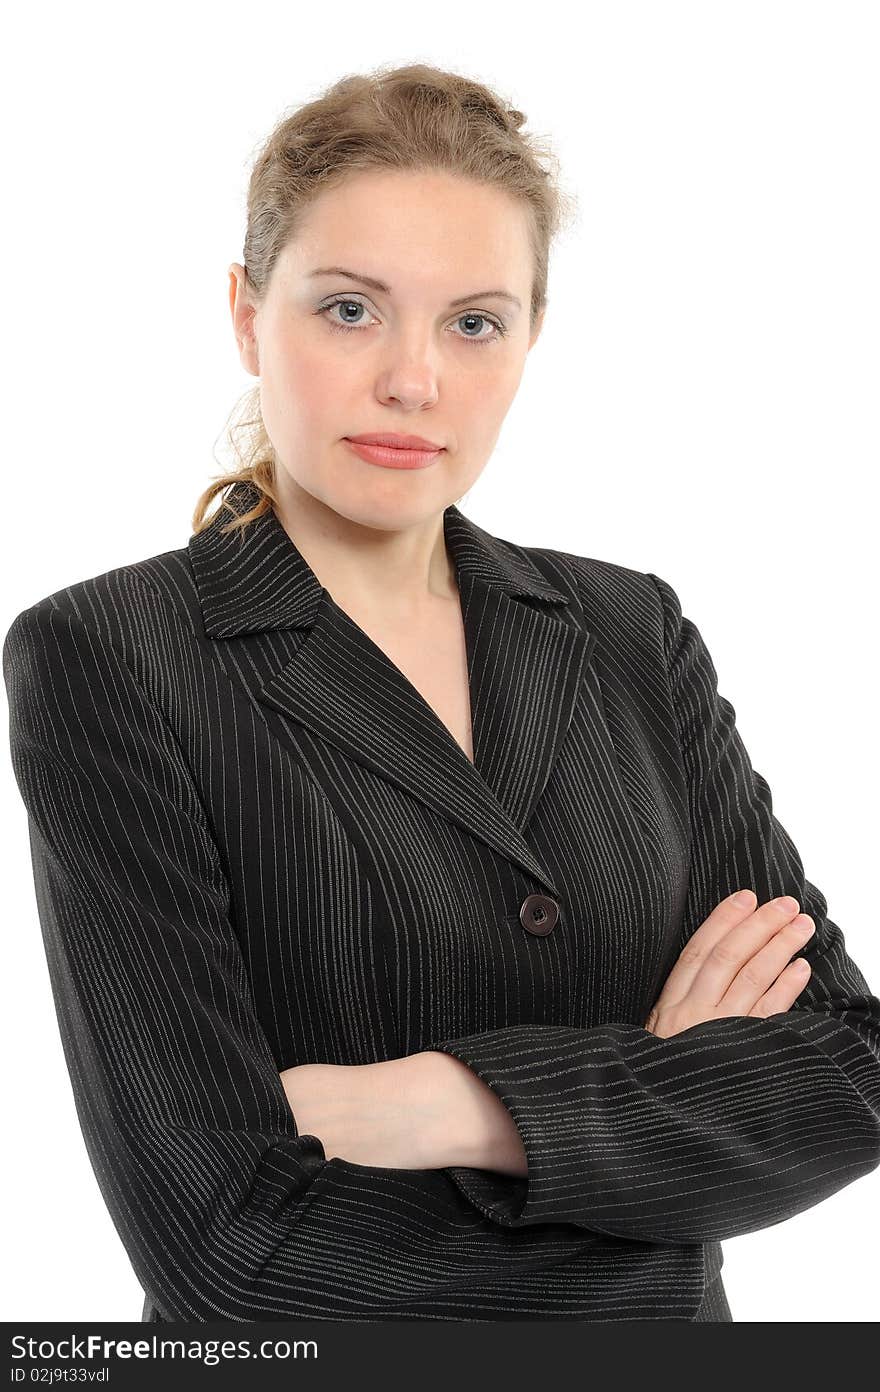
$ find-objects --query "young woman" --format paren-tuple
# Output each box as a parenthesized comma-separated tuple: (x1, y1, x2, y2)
(4, 62, 879, 1324)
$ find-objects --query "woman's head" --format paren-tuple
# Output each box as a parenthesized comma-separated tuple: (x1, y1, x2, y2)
(193, 63, 577, 537)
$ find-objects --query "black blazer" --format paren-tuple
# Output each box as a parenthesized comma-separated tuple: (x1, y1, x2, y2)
(4, 478, 879, 1324)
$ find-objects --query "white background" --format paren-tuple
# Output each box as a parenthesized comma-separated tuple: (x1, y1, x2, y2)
(1, 0, 877, 1323)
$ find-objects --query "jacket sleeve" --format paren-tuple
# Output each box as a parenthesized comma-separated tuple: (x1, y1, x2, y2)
(3, 595, 347, 1321)
(430, 571, 880, 1245)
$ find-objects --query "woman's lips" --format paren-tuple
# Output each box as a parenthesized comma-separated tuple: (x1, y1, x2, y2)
(343, 439, 444, 469)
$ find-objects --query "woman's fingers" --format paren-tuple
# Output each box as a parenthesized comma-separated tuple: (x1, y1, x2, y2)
(721, 914, 815, 1014)
(690, 896, 805, 1007)
(643, 891, 814, 1037)
(749, 957, 813, 1019)
(651, 889, 759, 1009)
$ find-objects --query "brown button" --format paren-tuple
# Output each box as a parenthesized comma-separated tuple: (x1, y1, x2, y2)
(519, 894, 560, 936)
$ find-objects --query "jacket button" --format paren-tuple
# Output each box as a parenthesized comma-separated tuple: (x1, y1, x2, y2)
(519, 894, 560, 936)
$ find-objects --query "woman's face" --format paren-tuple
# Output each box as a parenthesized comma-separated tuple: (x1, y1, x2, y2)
(228, 168, 544, 534)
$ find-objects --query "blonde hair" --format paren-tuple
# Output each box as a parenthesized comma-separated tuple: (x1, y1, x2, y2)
(193, 61, 577, 537)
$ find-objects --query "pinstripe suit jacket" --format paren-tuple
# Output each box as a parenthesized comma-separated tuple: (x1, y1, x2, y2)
(4, 478, 880, 1323)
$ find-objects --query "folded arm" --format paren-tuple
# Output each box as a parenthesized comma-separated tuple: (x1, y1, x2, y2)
(5, 585, 510, 1321)
(426, 571, 880, 1244)
(280, 1050, 529, 1174)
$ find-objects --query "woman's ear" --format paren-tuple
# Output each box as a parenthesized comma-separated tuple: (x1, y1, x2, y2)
(228, 262, 260, 375)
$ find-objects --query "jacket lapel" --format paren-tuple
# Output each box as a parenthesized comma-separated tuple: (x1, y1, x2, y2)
(188, 480, 594, 894)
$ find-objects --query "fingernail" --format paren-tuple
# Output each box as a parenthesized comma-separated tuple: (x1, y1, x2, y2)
(732, 890, 753, 906)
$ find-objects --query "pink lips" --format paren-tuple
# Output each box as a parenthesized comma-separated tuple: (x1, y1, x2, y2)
(347, 432, 442, 449)
(343, 436, 444, 469)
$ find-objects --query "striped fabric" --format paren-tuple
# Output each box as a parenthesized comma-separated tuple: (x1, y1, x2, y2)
(3, 477, 878, 1323)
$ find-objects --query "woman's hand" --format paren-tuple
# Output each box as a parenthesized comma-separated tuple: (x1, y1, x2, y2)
(279, 1050, 529, 1174)
(643, 889, 814, 1039)
(279, 1052, 461, 1169)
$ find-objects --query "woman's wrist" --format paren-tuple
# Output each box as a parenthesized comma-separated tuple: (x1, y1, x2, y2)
(278, 1051, 466, 1169)
(279, 1049, 527, 1175)
(422, 1050, 528, 1175)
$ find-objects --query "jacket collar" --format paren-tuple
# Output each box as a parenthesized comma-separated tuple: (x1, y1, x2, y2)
(187, 479, 593, 896)
(189, 478, 569, 639)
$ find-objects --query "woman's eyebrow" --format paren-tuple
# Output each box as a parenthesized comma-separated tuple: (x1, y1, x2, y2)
(307, 266, 522, 309)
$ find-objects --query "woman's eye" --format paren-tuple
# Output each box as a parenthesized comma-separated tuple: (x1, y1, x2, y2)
(454, 312, 505, 343)
(322, 299, 371, 330)
(317, 298, 506, 345)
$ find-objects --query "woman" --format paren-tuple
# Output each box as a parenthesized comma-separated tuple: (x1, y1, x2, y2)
(4, 63, 879, 1324)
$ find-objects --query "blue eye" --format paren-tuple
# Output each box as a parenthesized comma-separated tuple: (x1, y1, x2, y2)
(322, 299, 369, 330)
(316, 296, 507, 345)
